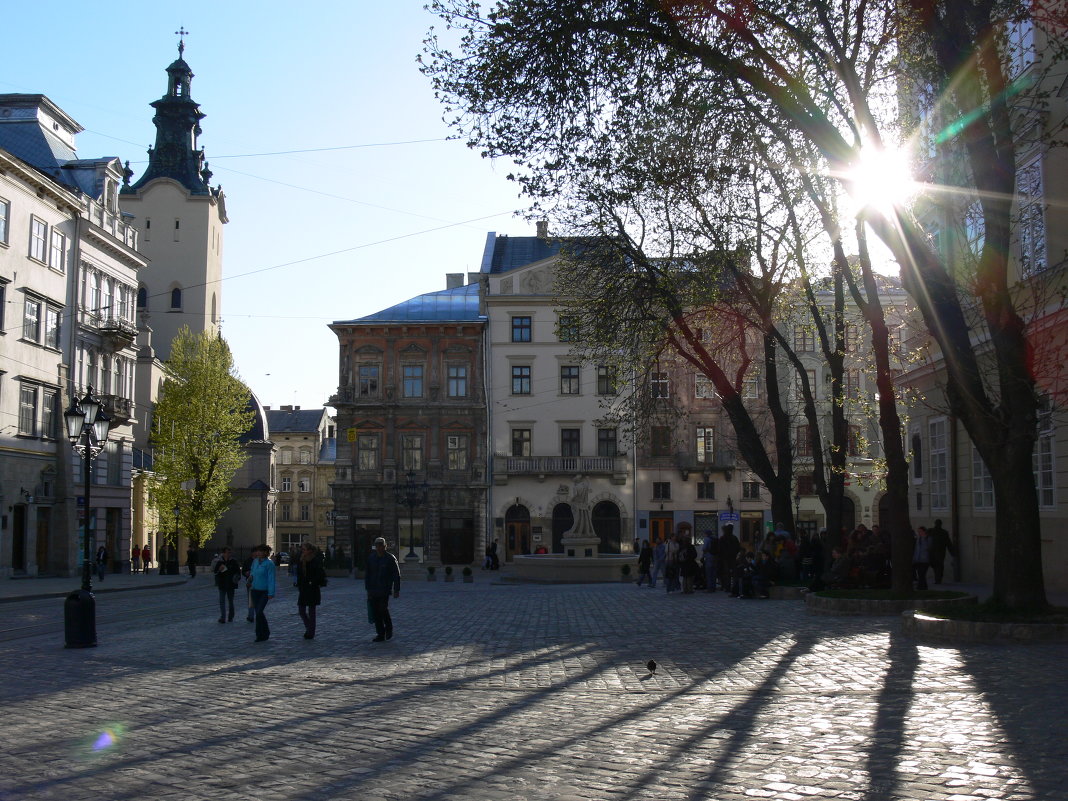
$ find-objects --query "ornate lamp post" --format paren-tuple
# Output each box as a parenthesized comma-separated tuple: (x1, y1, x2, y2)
(62, 387, 111, 648)
(794, 491, 802, 530)
(393, 470, 428, 562)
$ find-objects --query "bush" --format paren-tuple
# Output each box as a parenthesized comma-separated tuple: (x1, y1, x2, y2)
(426, 565, 436, 575)
(444, 565, 453, 575)
(462, 566, 472, 576)
(621, 564, 632, 576)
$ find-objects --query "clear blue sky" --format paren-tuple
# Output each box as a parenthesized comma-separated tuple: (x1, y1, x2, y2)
(2, 1, 529, 411)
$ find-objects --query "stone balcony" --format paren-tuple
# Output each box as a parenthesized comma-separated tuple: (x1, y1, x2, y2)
(98, 317, 138, 350)
(493, 454, 629, 485)
(100, 394, 134, 427)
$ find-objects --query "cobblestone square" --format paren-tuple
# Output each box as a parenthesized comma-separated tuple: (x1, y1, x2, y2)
(0, 577, 1065, 800)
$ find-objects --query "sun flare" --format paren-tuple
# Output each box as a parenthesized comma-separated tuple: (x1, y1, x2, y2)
(842, 145, 916, 215)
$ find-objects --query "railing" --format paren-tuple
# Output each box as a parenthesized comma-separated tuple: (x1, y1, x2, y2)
(673, 450, 736, 472)
(495, 455, 626, 475)
(83, 198, 138, 249)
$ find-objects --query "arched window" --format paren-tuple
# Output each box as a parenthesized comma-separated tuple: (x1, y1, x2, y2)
(137, 287, 147, 309)
(170, 287, 182, 310)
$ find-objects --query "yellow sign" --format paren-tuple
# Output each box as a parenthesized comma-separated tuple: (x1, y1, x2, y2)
(346, 427, 358, 443)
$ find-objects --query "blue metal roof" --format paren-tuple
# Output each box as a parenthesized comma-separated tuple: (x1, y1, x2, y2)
(336, 283, 484, 325)
(265, 408, 327, 433)
(480, 233, 566, 274)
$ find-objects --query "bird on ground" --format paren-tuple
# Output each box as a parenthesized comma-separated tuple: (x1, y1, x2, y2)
(646, 660, 657, 674)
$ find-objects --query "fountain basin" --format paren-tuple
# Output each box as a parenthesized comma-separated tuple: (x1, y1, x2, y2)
(511, 553, 635, 583)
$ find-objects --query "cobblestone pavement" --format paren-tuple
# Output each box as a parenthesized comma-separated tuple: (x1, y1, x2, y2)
(0, 576, 1065, 800)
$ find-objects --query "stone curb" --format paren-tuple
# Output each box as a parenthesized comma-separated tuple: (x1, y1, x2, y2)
(902, 610, 1068, 643)
(805, 592, 977, 616)
(0, 579, 189, 604)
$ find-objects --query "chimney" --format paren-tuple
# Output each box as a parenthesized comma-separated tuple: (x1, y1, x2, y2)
(446, 273, 464, 290)
(536, 220, 548, 239)
(263, 405, 271, 410)
(281, 405, 292, 411)
(467, 272, 480, 285)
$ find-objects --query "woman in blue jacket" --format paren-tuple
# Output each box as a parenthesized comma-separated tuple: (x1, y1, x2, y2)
(249, 544, 277, 642)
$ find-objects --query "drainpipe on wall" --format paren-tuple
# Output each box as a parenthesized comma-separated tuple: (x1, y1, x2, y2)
(950, 414, 961, 581)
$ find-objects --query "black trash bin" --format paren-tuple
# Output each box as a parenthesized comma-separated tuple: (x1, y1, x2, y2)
(64, 589, 97, 648)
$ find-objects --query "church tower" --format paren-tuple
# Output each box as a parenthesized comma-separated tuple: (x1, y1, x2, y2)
(120, 39, 227, 362)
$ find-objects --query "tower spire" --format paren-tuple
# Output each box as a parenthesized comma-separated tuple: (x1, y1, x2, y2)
(175, 26, 188, 56)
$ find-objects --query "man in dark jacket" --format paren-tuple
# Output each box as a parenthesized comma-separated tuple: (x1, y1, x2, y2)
(365, 537, 401, 642)
(928, 519, 955, 584)
(212, 547, 241, 623)
(718, 525, 740, 594)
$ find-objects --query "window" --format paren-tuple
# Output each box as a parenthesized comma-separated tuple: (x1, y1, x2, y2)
(298, 477, 311, 493)
(848, 424, 864, 458)
(137, 287, 147, 309)
(511, 316, 532, 342)
(742, 371, 761, 399)
(358, 364, 380, 397)
(742, 481, 761, 500)
(597, 428, 617, 458)
(697, 481, 715, 500)
(281, 504, 291, 522)
(560, 365, 580, 395)
(23, 299, 41, 341)
(845, 369, 860, 400)
(511, 365, 531, 395)
(511, 428, 531, 457)
(1018, 159, 1047, 276)
(41, 388, 57, 439)
(29, 217, 47, 262)
(972, 446, 994, 510)
(911, 433, 923, 479)
(653, 481, 671, 500)
(696, 427, 715, 463)
(651, 426, 672, 458)
(19, 384, 38, 436)
(447, 434, 468, 470)
(402, 365, 424, 398)
(845, 323, 860, 353)
(797, 475, 815, 495)
(117, 285, 130, 320)
(280, 449, 293, 465)
(561, 428, 580, 457)
(402, 434, 423, 471)
(796, 369, 817, 401)
(170, 287, 182, 309)
(99, 354, 111, 394)
(794, 326, 815, 353)
(1035, 401, 1054, 508)
(796, 424, 812, 458)
(101, 278, 113, 321)
(0, 197, 8, 244)
(357, 434, 379, 470)
(299, 449, 312, 465)
(447, 365, 468, 398)
(695, 374, 715, 399)
(964, 200, 985, 258)
(597, 365, 617, 396)
(929, 419, 948, 509)
(49, 230, 66, 272)
(651, 371, 669, 398)
(281, 476, 292, 492)
(557, 315, 579, 342)
(300, 504, 310, 522)
(0, 281, 5, 330)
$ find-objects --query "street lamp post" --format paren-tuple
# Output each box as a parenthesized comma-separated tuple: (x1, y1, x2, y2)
(393, 470, 428, 562)
(794, 492, 802, 531)
(62, 387, 111, 648)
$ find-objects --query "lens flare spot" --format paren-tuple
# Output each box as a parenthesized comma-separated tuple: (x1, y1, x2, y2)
(91, 724, 125, 751)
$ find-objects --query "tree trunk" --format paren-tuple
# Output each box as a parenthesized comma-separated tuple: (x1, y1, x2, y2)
(989, 444, 1048, 610)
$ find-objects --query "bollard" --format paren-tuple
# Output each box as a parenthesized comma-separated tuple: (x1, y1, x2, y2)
(64, 589, 97, 648)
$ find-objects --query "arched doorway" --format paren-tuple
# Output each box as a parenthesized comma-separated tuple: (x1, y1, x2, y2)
(593, 501, 621, 554)
(551, 503, 573, 554)
(841, 496, 857, 533)
(876, 493, 891, 530)
(505, 504, 530, 560)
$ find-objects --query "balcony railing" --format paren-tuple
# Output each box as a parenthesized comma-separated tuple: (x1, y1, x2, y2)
(495, 454, 627, 476)
(100, 394, 134, 426)
(99, 317, 138, 349)
(83, 198, 138, 249)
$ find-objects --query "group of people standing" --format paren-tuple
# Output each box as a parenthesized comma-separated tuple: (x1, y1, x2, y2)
(209, 537, 401, 644)
(635, 524, 749, 595)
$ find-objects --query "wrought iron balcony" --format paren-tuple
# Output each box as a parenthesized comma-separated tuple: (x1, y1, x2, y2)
(98, 317, 138, 349)
(99, 394, 134, 426)
(494, 454, 628, 477)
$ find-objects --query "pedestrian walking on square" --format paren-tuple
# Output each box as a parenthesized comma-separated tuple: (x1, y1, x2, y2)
(664, 533, 680, 593)
(131, 544, 141, 574)
(296, 543, 327, 639)
(718, 525, 739, 593)
(928, 519, 955, 584)
(636, 540, 653, 586)
(249, 544, 277, 641)
(213, 547, 241, 623)
(702, 529, 718, 592)
(679, 534, 699, 594)
(365, 537, 400, 642)
(650, 538, 666, 589)
(186, 547, 198, 578)
(241, 552, 256, 622)
(95, 545, 107, 581)
(140, 544, 151, 574)
(912, 527, 931, 591)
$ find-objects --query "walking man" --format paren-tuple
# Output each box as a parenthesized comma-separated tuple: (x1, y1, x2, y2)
(249, 544, 276, 642)
(141, 543, 151, 574)
(702, 528, 718, 592)
(365, 537, 400, 642)
(928, 519, 955, 584)
(95, 545, 108, 581)
(213, 547, 241, 623)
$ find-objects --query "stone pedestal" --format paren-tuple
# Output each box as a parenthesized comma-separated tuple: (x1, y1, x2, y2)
(560, 536, 600, 558)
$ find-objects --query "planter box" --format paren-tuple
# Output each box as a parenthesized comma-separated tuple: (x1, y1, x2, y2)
(426, 574, 436, 581)
(462, 574, 473, 583)
(444, 574, 455, 582)
(769, 585, 807, 600)
(806, 592, 976, 616)
(902, 611, 1068, 643)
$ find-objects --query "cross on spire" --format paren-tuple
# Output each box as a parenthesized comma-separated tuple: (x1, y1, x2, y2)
(175, 26, 189, 56)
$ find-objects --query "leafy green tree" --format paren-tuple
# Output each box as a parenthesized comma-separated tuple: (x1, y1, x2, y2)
(424, 0, 1064, 610)
(151, 328, 253, 547)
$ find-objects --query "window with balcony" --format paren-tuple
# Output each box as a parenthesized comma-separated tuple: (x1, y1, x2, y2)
(561, 428, 580, 457)
(447, 434, 469, 470)
(358, 364, 380, 397)
(447, 365, 468, 398)
(597, 428, 617, 458)
(512, 365, 531, 395)
(403, 365, 424, 398)
(560, 365, 580, 395)
(511, 428, 531, 457)
(357, 434, 379, 470)
(511, 316, 532, 342)
(597, 365, 617, 396)
(402, 434, 423, 471)
(696, 427, 714, 463)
